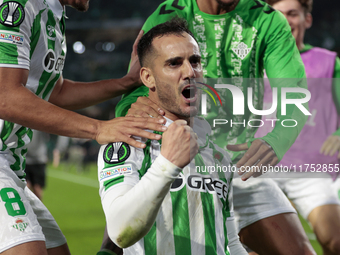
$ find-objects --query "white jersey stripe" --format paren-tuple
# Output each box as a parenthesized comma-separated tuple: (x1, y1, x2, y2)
(214, 193, 225, 255)
(186, 163, 205, 255)
(156, 194, 175, 255)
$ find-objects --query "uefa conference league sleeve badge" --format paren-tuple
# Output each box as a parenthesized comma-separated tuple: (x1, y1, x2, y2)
(0, 1, 25, 27)
(103, 142, 131, 164)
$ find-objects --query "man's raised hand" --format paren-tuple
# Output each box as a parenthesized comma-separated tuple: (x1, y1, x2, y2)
(161, 120, 198, 168)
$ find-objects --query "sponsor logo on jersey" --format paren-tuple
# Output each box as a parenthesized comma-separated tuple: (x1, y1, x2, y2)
(100, 164, 132, 181)
(171, 174, 229, 202)
(12, 218, 28, 232)
(0, 30, 23, 46)
(232, 42, 252, 60)
(0, 1, 25, 27)
(170, 172, 185, 192)
(42, 49, 65, 73)
(103, 142, 130, 164)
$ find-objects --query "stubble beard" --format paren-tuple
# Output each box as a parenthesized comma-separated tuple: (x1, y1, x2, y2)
(215, 0, 240, 12)
(155, 79, 197, 119)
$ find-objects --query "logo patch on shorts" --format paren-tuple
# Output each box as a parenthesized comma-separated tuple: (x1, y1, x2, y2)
(103, 142, 130, 164)
(12, 218, 28, 231)
(0, 1, 25, 27)
(100, 164, 132, 181)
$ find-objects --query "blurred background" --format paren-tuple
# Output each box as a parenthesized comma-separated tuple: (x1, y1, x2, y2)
(39, 0, 339, 254)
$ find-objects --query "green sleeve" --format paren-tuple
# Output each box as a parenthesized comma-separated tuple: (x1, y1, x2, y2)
(332, 56, 340, 136)
(115, 1, 183, 117)
(258, 11, 308, 161)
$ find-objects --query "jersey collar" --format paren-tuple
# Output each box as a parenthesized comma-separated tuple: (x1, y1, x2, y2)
(47, 0, 64, 20)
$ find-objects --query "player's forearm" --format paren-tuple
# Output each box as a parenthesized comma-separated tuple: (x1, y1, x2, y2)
(261, 99, 309, 160)
(0, 84, 99, 140)
(49, 76, 139, 110)
(103, 154, 181, 248)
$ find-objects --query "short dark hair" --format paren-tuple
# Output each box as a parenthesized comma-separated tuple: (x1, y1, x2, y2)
(266, 0, 313, 14)
(137, 17, 197, 67)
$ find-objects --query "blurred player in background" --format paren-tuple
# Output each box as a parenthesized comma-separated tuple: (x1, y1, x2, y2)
(100, 0, 316, 254)
(254, 0, 340, 254)
(98, 18, 248, 255)
(0, 0, 167, 253)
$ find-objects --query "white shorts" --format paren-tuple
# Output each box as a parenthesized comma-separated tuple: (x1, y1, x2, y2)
(233, 176, 296, 232)
(273, 173, 340, 219)
(0, 156, 66, 253)
(332, 178, 340, 200)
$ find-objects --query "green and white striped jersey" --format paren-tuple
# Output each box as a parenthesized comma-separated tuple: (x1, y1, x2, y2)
(98, 117, 234, 255)
(0, 0, 66, 178)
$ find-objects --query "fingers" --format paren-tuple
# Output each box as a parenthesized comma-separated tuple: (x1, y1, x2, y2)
(126, 116, 167, 133)
(127, 97, 165, 118)
(133, 30, 144, 53)
(320, 136, 340, 156)
(96, 116, 168, 145)
(236, 140, 277, 181)
(174, 119, 188, 126)
(227, 143, 248, 152)
(235, 140, 264, 168)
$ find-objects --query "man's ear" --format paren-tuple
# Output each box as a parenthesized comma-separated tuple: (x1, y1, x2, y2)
(305, 13, 312, 29)
(140, 67, 155, 90)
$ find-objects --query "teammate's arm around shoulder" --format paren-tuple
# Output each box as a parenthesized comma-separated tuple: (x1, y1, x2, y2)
(100, 120, 198, 248)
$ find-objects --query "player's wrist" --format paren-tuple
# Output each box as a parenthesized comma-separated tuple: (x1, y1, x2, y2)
(156, 153, 182, 178)
(120, 73, 141, 91)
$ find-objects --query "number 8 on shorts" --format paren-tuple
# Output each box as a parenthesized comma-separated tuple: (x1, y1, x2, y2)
(0, 188, 27, 216)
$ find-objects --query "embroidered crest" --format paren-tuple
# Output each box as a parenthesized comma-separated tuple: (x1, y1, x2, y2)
(232, 42, 252, 60)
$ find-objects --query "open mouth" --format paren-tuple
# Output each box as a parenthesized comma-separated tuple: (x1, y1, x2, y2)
(181, 85, 197, 102)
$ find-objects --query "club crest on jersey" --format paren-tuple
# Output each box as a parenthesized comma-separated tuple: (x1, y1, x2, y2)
(47, 25, 56, 41)
(0, 1, 25, 27)
(103, 142, 130, 164)
(12, 218, 28, 232)
(232, 42, 252, 60)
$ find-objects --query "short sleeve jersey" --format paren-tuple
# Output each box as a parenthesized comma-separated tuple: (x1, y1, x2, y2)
(98, 117, 234, 255)
(0, 0, 66, 178)
(115, 0, 307, 163)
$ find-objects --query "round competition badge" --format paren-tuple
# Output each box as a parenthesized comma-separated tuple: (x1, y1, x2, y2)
(0, 1, 25, 27)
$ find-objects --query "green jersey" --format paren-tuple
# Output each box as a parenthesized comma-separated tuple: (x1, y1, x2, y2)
(98, 117, 234, 255)
(115, 0, 307, 163)
(0, 0, 66, 178)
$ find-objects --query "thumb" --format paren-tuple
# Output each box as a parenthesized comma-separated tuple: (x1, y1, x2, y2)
(227, 143, 249, 152)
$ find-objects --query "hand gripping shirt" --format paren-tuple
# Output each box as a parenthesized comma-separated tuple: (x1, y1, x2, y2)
(0, 0, 66, 179)
(98, 117, 235, 255)
(115, 0, 307, 163)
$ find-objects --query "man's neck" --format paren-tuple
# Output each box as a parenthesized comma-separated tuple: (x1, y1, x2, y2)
(148, 96, 194, 126)
(196, 0, 240, 15)
(163, 110, 194, 126)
